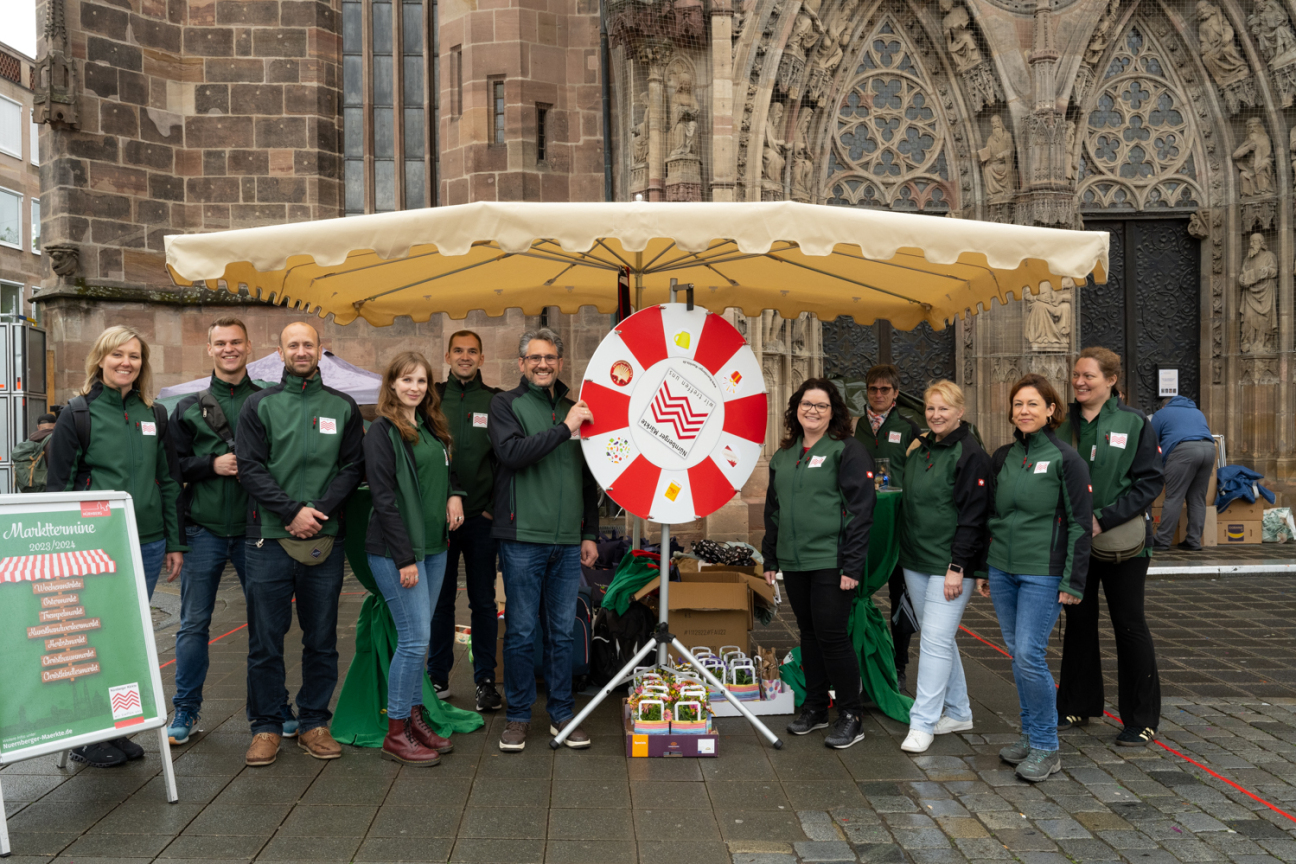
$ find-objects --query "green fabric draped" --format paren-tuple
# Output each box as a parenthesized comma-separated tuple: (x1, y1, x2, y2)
(332, 489, 485, 747)
(600, 551, 665, 615)
(780, 490, 913, 724)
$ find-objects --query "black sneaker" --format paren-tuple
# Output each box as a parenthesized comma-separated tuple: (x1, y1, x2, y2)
(475, 681, 502, 712)
(1176, 542, 1202, 552)
(432, 681, 452, 700)
(109, 736, 145, 760)
(70, 741, 127, 768)
(824, 710, 866, 749)
(1116, 726, 1156, 747)
(1057, 715, 1089, 731)
(786, 706, 830, 736)
(896, 669, 908, 693)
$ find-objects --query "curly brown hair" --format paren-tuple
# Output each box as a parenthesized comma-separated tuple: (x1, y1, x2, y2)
(780, 378, 853, 449)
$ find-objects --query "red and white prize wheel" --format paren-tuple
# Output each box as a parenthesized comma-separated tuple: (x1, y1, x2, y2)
(579, 304, 767, 524)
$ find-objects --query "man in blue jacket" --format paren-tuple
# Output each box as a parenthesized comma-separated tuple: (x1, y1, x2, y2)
(1150, 396, 1216, 551)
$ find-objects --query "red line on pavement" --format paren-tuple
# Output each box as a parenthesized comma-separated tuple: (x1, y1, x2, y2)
(957, 622, 1296, 825)
(158, 623, 248, 669)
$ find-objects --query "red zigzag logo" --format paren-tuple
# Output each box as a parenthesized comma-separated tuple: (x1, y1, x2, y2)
(650, 382, 709, 441)
(111, 692, 141, 711)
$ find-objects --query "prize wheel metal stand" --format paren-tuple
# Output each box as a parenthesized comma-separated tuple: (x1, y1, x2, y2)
(551, 283, 783, 751)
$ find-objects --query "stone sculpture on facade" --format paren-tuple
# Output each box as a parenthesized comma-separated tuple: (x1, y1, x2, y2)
(1025, 279, 1074, 351)
(979, 116, 1016, 201)
(665, 66, 702, 201)
(805, 17, 849, 107)
(632, 93, 650, 165)
(942, 0, 982, 70)
(776, 3, 825, 99)
(1247, 0, 1296, 65)
(791, 109, 816, 202)
(1196, 1, 1257, 112)
(1232, 117, 1274, 197)
(669, 72, 699, 157)
(761, 102, 790, 198)
(1239, 232, 1277, 354)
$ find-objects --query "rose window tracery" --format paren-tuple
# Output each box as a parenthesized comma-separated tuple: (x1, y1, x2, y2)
(1078, 25, 1203, 211)
(824, 20, 953, 212)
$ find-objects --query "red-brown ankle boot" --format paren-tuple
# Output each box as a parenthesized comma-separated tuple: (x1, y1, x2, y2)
(381, 717, 440, 766)
(410, 705, 454, 754)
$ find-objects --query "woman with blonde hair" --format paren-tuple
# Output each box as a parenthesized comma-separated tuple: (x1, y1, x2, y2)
(364, 352, 465, 765)
(897, 380, 992, 754)
(46, 324, 187, 768)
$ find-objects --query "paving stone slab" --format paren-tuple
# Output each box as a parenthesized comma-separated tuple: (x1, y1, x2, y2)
(792, 839, 858, 861)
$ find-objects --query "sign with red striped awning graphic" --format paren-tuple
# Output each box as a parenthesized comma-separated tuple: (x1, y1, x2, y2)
(0, 550, 118, 582)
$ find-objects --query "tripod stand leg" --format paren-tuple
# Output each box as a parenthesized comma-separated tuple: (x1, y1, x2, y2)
(549, 636, 662, 749)
(671, 639, 784, 749)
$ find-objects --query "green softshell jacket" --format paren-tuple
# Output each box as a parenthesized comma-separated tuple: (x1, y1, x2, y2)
(235, 370, 365, 540)
(45, 382, 187, 551)
(363, 415, 465, 567)
(170, 373, 261, 537)
(898, 422, 992, 577)
(987, 427, 1093, 598)
(435, 372, 500, 519)
(488, 377, 599, 545)
(761, 435, 876, 576)
(1056, 396, 1163, 550)
(853, 406, 921, 476)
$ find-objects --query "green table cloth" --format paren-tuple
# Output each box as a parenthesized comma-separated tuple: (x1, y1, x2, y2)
(781, 490, 913, 723)
(332, 489, 485, 747)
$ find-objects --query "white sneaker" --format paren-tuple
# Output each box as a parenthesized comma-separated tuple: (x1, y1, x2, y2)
(901, 729, 934, 753)
(933, 716, 974, 735)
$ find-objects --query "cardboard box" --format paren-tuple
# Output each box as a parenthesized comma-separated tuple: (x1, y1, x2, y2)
(1220, 521, 1262, 544)
(631, 569, 775, 658)
(1153, 506, 1218, 547)
(1217, 498, 1266, 521)
(624, 699, 717, 757)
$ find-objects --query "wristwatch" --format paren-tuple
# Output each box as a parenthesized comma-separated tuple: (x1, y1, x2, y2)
(948, 564, 964, 575)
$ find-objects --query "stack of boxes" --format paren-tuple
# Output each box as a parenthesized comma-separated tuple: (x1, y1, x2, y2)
(1149, 468, 1273, 546)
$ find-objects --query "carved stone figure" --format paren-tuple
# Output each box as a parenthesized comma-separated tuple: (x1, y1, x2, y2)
(805, 17, 848, 106)
(669, 73, 699, 158)
(1232, 117, 1274, 196)
(1290, 126, 1296, 172)
(978, 115, 1015, 199)
(762, 102, 790, 194)
(786, 4, 824, 62)
(1239, 232, 1277, 354)
(941, 0, 982, 72)
(1197, 1, 1250, 85)
(47, 243, 79, 278)
(791, 109, 815, 201)
(1084, 0, 1121, 67)
(1025, 279, 1073, 351)
(1064, 120, 1077, 182)
(631, 92, 650, 165)
(1247, 0, 1296, 65)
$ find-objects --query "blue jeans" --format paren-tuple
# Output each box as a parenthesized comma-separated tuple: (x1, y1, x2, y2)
(904, 569, 973, 734)
(172, 527, 248, 713)
(244, 539, 345, 735)
(498, 541, 581, 724)
(368, 552, 448, 717)
(988, 566, 1063, 751)
(428, 514, 498, 685)
(140, 538, 166, 600)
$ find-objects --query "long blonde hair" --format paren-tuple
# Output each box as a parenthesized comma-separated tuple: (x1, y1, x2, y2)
(377, 352, 453, 450)
(81, 325, 154, 406)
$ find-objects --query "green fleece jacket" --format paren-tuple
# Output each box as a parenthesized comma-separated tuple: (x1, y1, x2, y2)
(45, 382, 186, 551)
(854, 405, 921, 477)
(170, 373, 261, 538)
(1056, 396, 1163, 551)
(436, 372, 499, 519)
(761, 435, 876, 576)
(898, 422, 992, 576)
(987, 426, 1093, 598)
(235, 370, 365, 540)
(363, 416, 465, 566)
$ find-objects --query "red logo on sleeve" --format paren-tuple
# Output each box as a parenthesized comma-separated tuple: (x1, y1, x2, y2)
(1088, 485, 1093, 492)
(977, 479, 985, 486)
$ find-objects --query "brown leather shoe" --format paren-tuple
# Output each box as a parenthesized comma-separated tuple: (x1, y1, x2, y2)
(382, 717, 441, 766)
(245, 732, 281, 766)
(499, 720, 529, 752)
(409, 705, 454, 754)
(549, 718, 591, 749)
(297, 726, 342, 760)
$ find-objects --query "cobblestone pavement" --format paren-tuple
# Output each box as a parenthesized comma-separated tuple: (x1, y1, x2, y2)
(4, 571, 1296, 864)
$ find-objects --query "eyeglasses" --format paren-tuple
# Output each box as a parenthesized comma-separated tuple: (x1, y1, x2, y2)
(799, 401, 831, 413)
(524, 354, 559, 364)
(867, 386, 894, 394)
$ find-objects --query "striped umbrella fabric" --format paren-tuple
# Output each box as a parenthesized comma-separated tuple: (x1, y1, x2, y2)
(0, 551, 118, 582)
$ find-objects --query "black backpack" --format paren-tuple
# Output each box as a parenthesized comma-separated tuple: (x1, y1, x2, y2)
(589, 600, 657, 687)
(194, 382, 260, 451)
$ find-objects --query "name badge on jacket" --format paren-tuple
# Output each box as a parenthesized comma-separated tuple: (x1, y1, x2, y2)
(473, 413, 488, 428)
(1110, 432, 1128, 449)
(808, 456, 826, 468)
(1034, 461, 1050, 474)
(141, 421, 156, 436)
(320, 417, 337, 434)
(887, 431, 902, 443)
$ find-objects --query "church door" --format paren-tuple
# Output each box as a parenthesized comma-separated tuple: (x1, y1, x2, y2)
(820, 318, 955, 394)
(1081, 219, 1201, 410)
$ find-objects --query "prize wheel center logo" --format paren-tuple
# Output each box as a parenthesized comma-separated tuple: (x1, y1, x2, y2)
(633, 364, 719, 464)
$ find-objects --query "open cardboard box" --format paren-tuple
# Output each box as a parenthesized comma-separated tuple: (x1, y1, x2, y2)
(631, 568, 776, 659)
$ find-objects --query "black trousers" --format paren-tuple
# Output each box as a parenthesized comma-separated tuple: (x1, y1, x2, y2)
(888, 565, 913, 673)
(1056, 555, 1161, 730)
(784, 568, 862, 714)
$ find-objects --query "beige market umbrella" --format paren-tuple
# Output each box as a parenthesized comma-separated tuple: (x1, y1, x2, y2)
(164, 201, 1108, 329)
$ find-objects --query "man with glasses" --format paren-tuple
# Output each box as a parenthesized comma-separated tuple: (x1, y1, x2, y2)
(489, 328, 600, 752)
(853, 364, 921, 691)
